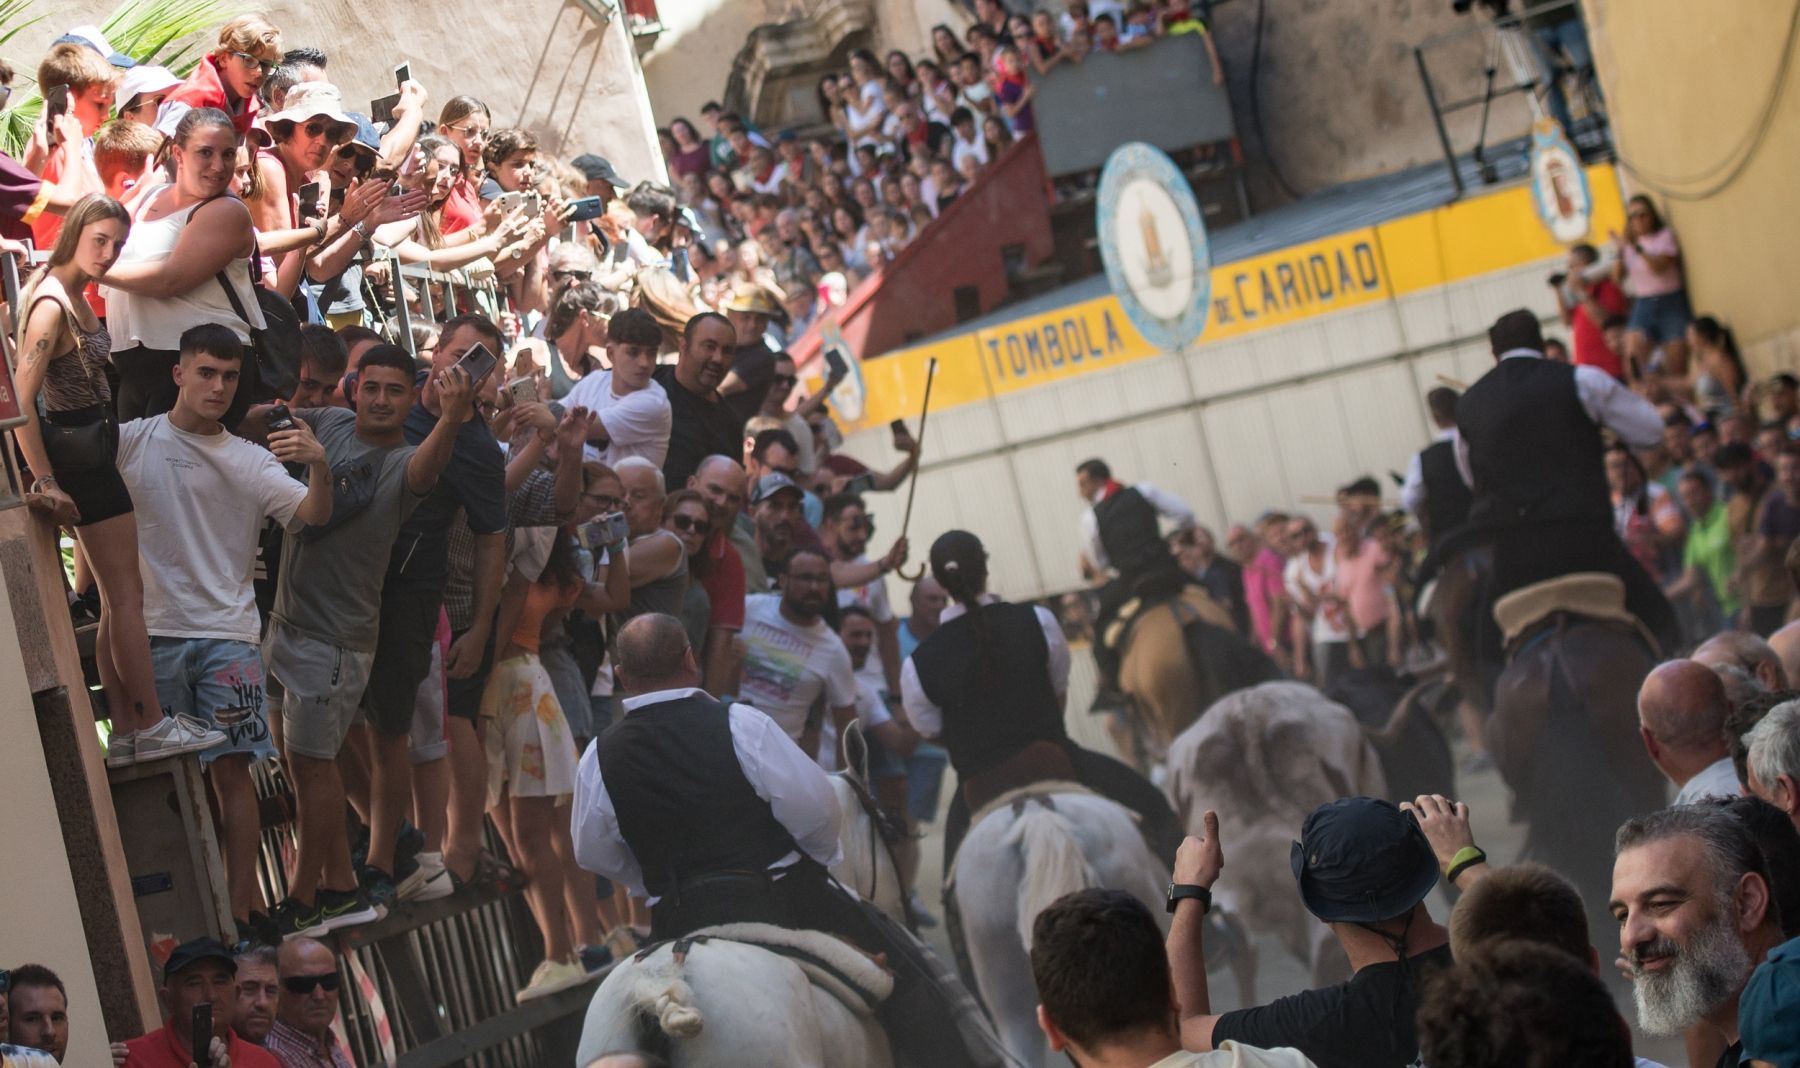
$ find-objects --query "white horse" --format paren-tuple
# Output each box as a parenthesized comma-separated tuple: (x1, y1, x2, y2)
(577, 744, 911, 1066)
(952, 784, 1171, 1067)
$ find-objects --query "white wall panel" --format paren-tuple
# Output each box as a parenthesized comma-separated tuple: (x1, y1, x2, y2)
(1325, 303, 1408, 371)
(1333, 362, 1435, 484)
(1199, 396, 1294, 523)
(1248, 319, 1334, 385)
(1186, 337, 1263, 400)
(1394, 288, 1458, 352)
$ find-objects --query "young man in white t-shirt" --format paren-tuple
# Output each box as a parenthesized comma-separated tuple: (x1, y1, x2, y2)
(737, 549, 858, 764)
(821, 493, 904, 696)
(115, 324, 334, 940)
(565, 306, 672, 468)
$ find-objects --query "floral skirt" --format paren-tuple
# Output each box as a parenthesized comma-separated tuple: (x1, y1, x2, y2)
(479, 652, 579, 809)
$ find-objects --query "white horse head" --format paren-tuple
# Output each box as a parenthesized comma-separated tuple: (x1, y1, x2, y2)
(830, 719, 908, 926)
(952, 787, 1171, 1067)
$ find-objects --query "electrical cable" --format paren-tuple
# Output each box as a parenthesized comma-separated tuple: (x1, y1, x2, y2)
(1249, 0, 1304, 201)
(1606, 0, 1800, 200)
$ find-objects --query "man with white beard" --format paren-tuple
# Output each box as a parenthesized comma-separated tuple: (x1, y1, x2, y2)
(1610, 805, 1787, 1067)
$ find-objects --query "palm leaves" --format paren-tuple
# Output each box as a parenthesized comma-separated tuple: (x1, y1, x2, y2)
(0, 0, 244, 155)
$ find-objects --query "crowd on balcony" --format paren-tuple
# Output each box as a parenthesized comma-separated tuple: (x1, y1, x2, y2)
(660, 0, 1222, 325)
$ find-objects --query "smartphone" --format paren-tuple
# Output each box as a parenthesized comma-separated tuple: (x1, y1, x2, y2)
(824, 345, 849, 380)
(453, 342, 499, 386)
(494, 190, 526, 214)
(297, 181, 321, 214)
(370, 91, 400, 127)
(506, 375, 541, 406)
(845, 472, 877, 494)
(394, 62, 411, 88)
(190, 1002, 212, 1061)
(583, 512, 629, 549)
(266, 403, 295, 433)
(522, 191, 542, 217)
(45, 84, 69, 122)
(567, 195, 606, 223)
(889, 418, 910, 449)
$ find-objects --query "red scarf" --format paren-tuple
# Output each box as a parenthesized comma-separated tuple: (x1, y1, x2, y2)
(1100, 479, 1126, 500)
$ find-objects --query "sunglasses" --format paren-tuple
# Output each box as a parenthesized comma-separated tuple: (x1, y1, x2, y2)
(282, 973, 341, 995)
(299, 120, 333, 138)
(552, 269, 592, 282)
(230, 50, 276, 75)
(670, 513, 712, 535)
(770, 373, 798, 387)
(444, 123, 488, 141)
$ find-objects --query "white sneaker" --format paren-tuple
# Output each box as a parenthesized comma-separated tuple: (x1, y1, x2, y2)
(401, 851, 454, 903)
(132, 716, 227, 764)
(516, 959, 589, 1003)
(105, 730, 137, 768)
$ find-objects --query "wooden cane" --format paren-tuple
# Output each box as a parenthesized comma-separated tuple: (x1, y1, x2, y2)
(893, 357, 939, 582)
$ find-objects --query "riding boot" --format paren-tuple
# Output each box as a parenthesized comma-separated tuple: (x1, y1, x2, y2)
(1063, 744, 1182, 866)
(1090, 578, 1131, 710)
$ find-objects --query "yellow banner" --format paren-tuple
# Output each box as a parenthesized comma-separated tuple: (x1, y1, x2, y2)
(819, 163, 1627, 433)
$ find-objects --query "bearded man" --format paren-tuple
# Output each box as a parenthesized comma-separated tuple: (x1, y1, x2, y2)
(1609, 805, 1786, 1067)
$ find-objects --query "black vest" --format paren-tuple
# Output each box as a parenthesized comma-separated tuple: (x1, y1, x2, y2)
(1094, 486, 1168, 579)
(1456, 356, 1610, 530)
(596, 692, 798, 898)
(1419, 438, 1474, 549)
(911, 602, 1067, 779)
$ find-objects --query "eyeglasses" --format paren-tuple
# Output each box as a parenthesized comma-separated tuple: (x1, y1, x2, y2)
(552, 269, 592, 283)
(669, 513, 712, 536)
(229, 50, 276, 75)
(443, 123, 488, 141)
(282, 973, 342, 995)
(584, 492, 623, 510)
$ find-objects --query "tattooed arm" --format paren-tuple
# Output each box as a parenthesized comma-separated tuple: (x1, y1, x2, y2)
(13, 295, 80, 523)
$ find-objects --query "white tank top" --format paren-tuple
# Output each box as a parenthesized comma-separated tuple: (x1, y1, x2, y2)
(104, 186, 265, 353)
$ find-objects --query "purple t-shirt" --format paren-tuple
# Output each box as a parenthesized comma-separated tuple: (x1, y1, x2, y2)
(996, 76, 1034, 134)
(1759, 490, 1800, 545)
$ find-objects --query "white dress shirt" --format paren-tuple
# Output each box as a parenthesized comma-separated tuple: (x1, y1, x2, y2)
(571, 686, 844, 901)
(1454, 348, 1663, 486)
(899, 595, 1071, 738)
(1673, 755, 1741, 805)
(1400, 426, 1457, 519)
(1079, 482, 1197, 574)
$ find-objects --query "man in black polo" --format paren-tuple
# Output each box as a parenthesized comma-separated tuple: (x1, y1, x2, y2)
(571, 614, 1006, 1068)
(1075, 458, 1198, 709)
(1454, 308, 1680, 669)
(654, 312, 741, 488)
(1401, 387, 1472, 557)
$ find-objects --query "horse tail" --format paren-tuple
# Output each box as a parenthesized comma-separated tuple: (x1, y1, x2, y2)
(624, 952, 705, 1053)
(1005, 804, 1101, 950)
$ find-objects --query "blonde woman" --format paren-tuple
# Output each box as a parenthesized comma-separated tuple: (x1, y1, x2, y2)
(13, 194, 225, 766)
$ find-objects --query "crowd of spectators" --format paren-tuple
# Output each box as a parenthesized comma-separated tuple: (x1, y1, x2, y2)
(659, 0, 1220, 330)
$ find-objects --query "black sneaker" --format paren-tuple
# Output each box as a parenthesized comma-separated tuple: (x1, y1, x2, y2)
(271, 897, 328, 940)
(1088, 684, 1130, 713)
(359, 866, 398, 921)
(315, 886, 380, 933)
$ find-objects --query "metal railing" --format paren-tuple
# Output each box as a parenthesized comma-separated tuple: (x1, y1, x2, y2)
(1412, 0, 1609, 192)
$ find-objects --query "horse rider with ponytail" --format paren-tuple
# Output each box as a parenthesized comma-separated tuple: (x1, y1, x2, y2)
(901, 529, 1185, 874)
(573, 612, 1010, 1068)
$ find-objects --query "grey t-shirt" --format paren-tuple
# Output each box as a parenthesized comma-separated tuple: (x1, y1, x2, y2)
(271, 408, 423, 651)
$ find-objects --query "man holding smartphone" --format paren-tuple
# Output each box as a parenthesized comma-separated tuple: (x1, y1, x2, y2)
(119, 938, 279, 1068)
(357, 315, 507, 912)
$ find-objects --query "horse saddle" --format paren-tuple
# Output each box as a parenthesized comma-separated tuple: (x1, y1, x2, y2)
(638, 922, 895, 1015)
(961, 741, 1077, 815)
(1492, 572, 1659, 658)
(1103, 584, 1235, 652)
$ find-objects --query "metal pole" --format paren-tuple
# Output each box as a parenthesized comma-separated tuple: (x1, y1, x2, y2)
(1414, 46, 1465, 195)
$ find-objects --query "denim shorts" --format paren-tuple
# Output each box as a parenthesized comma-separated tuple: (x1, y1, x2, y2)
(150, 637, 279, 767)
(1627, 289, 1692, 345)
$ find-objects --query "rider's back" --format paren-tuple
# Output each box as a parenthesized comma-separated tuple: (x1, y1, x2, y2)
(1457, 356, 1609, 530)
(913, 601, 1065, 778)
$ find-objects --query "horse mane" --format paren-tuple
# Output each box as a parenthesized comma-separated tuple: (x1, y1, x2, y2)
(1005, 805, 1101, 951)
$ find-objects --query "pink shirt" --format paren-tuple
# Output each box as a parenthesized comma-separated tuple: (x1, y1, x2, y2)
(1622, 227, 1683, 298)
(1243, 547, 1287, 652)
(1333, 537, 1392, 634)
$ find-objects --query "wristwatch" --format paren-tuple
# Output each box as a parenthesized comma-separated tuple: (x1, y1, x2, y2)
(1166, 883, 1211, 915)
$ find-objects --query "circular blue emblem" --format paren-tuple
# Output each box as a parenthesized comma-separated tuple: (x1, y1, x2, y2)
(1097, 143, 1212, 352)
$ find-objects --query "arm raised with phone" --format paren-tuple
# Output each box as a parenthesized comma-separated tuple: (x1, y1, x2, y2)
(405, 365, 476, 496)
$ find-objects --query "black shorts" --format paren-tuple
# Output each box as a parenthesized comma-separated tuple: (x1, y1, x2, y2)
(360, 584, 443, 735)
(446, 627, 496, 724)
(40, 405, 132, 526)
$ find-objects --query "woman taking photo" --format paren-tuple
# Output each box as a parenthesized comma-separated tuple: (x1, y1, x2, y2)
(102, 108, 262, 422)
(15, 194, 225, 767)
